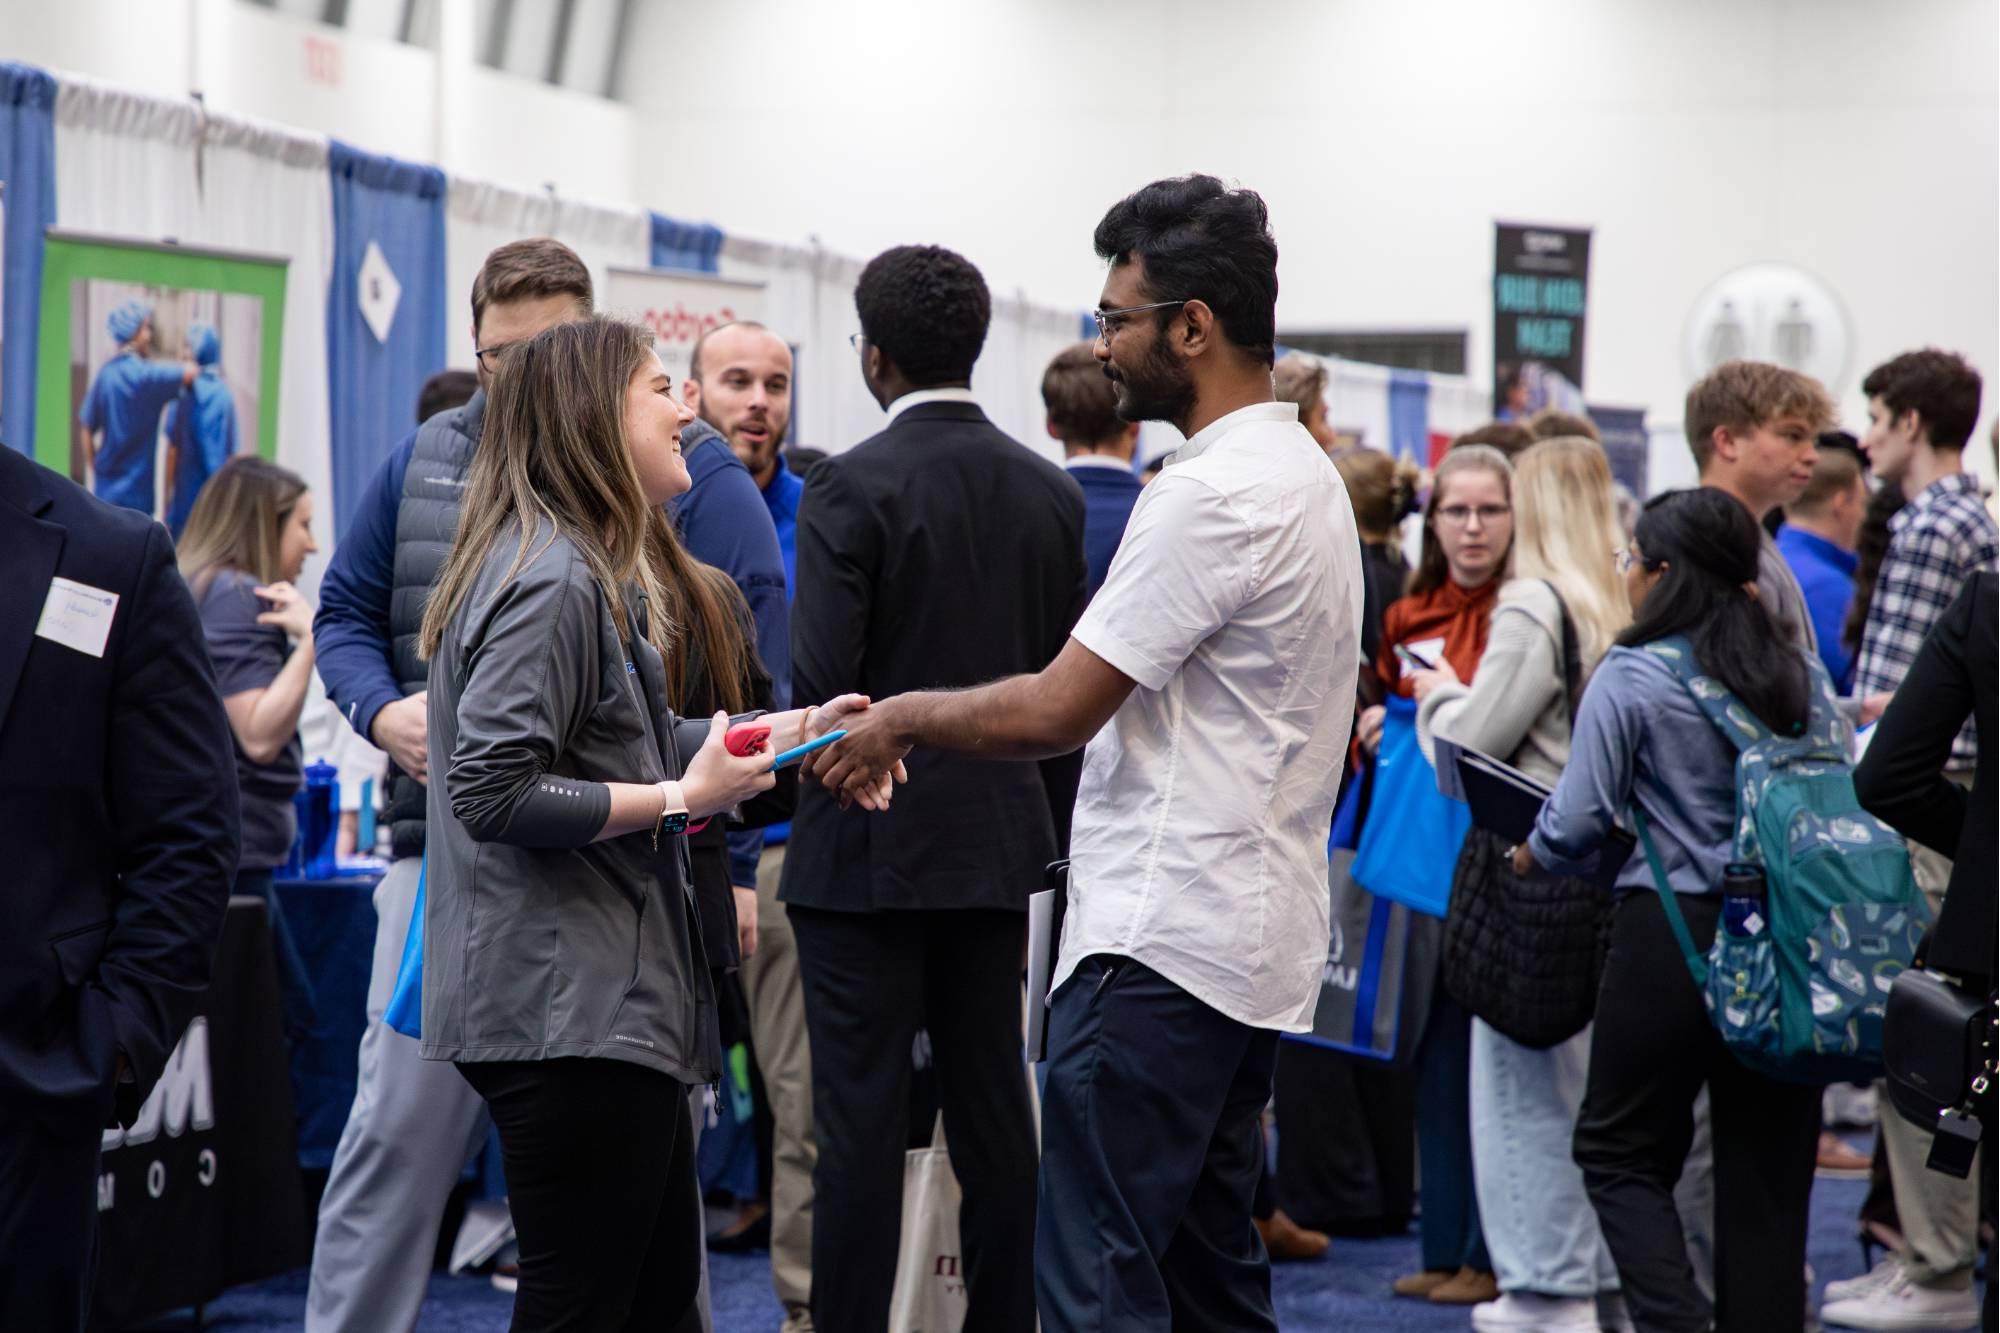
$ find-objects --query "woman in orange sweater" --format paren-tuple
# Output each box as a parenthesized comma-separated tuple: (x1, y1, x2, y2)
(1364, 443, 1515, 1308)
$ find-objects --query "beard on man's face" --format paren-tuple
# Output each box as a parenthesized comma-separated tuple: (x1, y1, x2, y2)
(702, 403, 788, 469)
(1106, 326, 1195, 426)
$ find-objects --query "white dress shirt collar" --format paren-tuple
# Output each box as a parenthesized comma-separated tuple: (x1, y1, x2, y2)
(885, 386, 980, 424)
(1065, 454, 1137, 472)
(1167, 400, 1298, 469)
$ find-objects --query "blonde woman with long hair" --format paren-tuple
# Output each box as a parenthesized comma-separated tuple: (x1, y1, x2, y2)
(416, 316, 885, 1331)
(1407, 436, 1632, 1332)
(177, 454, 321, 1040)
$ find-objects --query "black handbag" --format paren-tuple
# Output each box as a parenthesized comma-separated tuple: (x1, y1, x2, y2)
(1440, 584, 1610, 1050)
(1883, 966, 1996, 1131)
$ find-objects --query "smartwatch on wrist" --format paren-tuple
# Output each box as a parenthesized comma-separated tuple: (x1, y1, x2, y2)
(653, 781, 690, 849)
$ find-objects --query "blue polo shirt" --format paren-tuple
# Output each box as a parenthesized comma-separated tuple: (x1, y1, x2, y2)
(760, 460, 805, 847)
(1775, 523, 1860, 691)
(763, 460, 804, 596)
(80, 352, 187, 513)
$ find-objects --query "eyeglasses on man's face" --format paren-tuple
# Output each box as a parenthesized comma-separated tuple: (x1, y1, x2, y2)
(1092, 300, 1188, 343)
(1434, 504, 1512, 527)
(474, 342, 515, 373)
(848, 332, 866, 356)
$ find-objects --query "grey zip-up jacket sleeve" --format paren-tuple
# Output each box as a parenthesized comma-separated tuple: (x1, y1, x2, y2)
(446, 545, 615, 847)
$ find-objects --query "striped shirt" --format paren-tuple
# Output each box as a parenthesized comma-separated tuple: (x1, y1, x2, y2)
(1854, 472, 1998, 770)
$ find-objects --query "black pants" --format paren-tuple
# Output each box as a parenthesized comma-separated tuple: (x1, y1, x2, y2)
(1037, 955, 1280, 1333)
(457, 1058, 701, 1333)
(0, 1101, 103, 1331)
(1574, 893, 1821, 1333)
(1272, 1040, 1416, 1236)
(790, 906, 1038, 1333)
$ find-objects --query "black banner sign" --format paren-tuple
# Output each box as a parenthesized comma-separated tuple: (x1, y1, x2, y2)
(91, 899, 307, 1329)
(1493, 223, 1592, 417)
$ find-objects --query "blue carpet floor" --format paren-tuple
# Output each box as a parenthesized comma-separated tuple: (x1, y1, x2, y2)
(133, 1173, 1974, 1331)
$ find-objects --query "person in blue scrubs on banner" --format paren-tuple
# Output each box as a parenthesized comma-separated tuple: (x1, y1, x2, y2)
(78, 299, 195, 515)
(163, 322, 241, 538)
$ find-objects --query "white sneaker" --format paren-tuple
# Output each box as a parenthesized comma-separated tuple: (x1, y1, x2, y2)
(1824, 1255, 1903, 1306)
(1821, 1269, 1978, 1330)
(1471, 1292, 1601, 1331)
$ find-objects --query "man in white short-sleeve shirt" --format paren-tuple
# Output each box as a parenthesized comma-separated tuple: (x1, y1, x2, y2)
(811, 175, 1361, 1332)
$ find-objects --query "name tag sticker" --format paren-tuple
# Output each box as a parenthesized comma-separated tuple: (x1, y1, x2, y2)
(35, 577, 119, 659)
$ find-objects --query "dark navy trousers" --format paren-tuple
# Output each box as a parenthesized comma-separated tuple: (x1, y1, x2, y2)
(1036, 954, 1280, 1332)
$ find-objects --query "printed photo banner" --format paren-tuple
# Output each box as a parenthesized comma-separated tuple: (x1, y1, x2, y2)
(1493, 221, 1591, 418)
(35, 230, 287, 530)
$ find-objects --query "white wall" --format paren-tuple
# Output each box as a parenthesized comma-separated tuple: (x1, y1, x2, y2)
(626, 0, 1999, 452)
(5, 0, 1995, 461)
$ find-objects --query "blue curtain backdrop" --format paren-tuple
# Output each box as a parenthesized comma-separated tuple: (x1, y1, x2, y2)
(325, 140, 446, 539)
(649, 212, 723, 273)
(0, 63, 56, 455)
(1388, 369, 1432, 463)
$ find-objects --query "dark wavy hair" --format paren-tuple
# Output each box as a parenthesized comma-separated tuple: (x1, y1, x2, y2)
(1862, 348, 1983, 451)
(854, 245, 991, 386)
(1621, 488, 1808, 735)
(1092, 175, 1278, 367)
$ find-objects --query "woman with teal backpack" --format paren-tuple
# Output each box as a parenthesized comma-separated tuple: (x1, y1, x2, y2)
(1514, 487, 1835, 1332)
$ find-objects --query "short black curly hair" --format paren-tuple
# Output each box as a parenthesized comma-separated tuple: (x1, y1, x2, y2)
(854, 245, 991, 387)
(1862, 348, 1983, 451)
(1093, 175, 1278, 367)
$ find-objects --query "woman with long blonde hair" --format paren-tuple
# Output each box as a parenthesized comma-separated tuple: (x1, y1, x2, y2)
(415, 316, 884, 1332)
(177, 454, 321, 1039)
(1407, 435, 1632, 1330)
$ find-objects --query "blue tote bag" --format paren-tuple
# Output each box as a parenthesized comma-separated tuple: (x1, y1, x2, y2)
(383, 857, 425, 1040)
(1349, 694, 1470, 918)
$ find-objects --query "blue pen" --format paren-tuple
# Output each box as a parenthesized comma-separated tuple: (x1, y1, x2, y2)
(768, 729, 846, 771)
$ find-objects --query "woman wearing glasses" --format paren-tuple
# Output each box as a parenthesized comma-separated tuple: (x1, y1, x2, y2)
(1405, 437, 1631, 1331)
(1513, 488, 1827, 1332)
(416, 316, 892, 1332)
(1360, 442, 1514, 1308)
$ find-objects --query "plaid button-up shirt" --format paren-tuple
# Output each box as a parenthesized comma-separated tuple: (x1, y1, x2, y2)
(1854, 472, 1998, 770)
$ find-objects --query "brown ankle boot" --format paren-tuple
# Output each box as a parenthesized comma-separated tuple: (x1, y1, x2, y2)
(1254, 1209, 1331, 1262)
(1427, 1267, 1500, 1304)
(1392, 1269, 1455, 1299)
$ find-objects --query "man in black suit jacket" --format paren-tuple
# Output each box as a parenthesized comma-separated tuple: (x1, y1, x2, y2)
(784, 245, 1086, 1333)
(0, 442, 238, 1328)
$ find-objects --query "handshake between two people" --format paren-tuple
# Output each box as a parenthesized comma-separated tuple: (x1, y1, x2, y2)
(681, 693, 910, 817)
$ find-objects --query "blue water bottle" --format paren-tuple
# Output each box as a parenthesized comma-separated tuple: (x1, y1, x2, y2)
(301, 758, 340, 879)
(1721, 862, 1768, 937)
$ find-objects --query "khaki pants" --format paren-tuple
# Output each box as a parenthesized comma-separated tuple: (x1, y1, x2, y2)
(742, 845, 816, 1332)
(1878, 774, 1981, 1289)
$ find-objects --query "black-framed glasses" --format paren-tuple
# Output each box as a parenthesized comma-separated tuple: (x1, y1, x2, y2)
(848, 332, 866, 355)
(1092, 300, 1188, 342)
(1615, 547, 1635, 574)
(474, 342, 515, 373)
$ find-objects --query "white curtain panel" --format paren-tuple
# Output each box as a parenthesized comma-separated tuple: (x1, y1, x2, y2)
(445, 178, 650, 368)
(1325, 356, 1395, 457)
(194, 111, 335, 579)
(53, 74, 202, 238)
(720, 235, 1080, 460)
(718, 234, 879, 456)
(977, 292, 1085, 466)
(1426, 370, 1493, 445)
